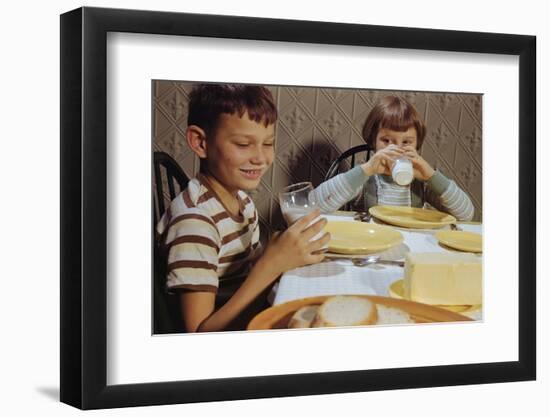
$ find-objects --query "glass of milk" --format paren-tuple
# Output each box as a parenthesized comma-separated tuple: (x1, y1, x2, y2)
(278, 182, 327, 248)
(391, 157, 414, 186)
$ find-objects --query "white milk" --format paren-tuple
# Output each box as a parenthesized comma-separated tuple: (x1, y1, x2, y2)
(282, 207, 328, 248)
(282, 207, 313, 225)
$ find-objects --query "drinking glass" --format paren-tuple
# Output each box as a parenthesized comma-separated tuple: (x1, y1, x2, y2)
(278, 182, 327, 247)
(391, 157, 414, 186)
(279, 182, 318, 225)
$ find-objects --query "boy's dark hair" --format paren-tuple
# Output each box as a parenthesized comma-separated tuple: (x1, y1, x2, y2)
(187, 84, 278, 138)
(362, 95, 426, 150)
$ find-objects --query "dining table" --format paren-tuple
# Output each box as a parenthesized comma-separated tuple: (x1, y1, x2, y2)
(268, 210, 483, 320)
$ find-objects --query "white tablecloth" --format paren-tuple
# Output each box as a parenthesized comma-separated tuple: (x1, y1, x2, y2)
(270, 215, 482, 317)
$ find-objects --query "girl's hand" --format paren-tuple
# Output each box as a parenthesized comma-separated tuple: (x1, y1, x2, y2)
(260, 209, 330, 277)
(360, 145, 404, 177)
(402, 145, 436, 181)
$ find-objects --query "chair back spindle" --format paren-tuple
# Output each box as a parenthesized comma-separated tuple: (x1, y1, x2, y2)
(324, 144, 372, 211)
(153, 152, 190, 225)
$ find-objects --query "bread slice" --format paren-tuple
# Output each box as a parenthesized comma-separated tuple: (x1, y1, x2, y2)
(375, 304, 413, 325)
(312, 296, 378, 328)
(288, 305, 319, 328)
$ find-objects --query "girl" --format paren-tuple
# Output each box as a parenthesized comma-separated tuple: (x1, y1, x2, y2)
(313, 95, 474, 221)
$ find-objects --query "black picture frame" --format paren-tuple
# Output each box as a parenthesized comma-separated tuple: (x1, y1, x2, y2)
(60, 6, 536, 410)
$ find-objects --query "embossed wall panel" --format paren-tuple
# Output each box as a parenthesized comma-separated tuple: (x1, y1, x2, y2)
(153, 81, 483, 238)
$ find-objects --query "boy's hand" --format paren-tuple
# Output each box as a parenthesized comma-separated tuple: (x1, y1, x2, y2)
(402, 145, 435, 181)
(361, 145, 404, 177)
(260, 209, 330, 277)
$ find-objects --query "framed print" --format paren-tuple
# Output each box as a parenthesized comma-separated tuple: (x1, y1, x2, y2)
(60, 6, 536, 410)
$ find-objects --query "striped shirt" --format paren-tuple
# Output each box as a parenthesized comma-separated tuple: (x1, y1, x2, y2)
(375, 175, 412, 207)
(313, 167, 474, 221)
(156, 175, 261, 295)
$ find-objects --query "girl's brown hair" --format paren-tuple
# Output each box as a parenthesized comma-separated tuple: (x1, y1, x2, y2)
(187, 83, 278, 139)
(362, 95, 426, 150)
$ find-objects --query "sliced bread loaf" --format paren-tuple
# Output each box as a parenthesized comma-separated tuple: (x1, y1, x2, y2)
(288, 305, 319, 328)
(312, 295, 378, 328)
(375, 304, 413, 325)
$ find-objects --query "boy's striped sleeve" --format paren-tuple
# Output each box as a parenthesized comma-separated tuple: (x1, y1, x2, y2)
(164, 211, 221, 293)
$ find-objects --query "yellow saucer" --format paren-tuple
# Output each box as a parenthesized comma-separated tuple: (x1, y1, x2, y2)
(388, 279, 481, 315)
(435, 230, 482, 253)
(324, 221, 403, 255)
(369, 205, 456, 229)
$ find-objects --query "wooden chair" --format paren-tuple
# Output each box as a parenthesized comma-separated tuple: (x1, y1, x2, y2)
(324, 144, 372, 211)
(153, 151, 190, 226)
(153, 152, 190, 334)
(324, 144, 372, 181)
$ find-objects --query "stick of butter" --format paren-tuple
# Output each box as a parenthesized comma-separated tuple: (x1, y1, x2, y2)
(403, 252, 482, 305)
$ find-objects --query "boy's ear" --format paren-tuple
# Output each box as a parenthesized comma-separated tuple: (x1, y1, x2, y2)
(186, 125, 208, 159)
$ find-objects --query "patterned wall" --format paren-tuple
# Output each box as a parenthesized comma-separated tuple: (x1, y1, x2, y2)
(153, 81, 483, 238)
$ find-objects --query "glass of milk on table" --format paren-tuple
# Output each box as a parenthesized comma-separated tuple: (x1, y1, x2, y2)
(278, 182, 328, 249)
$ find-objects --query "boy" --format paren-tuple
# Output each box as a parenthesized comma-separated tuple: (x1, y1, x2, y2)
(156, 84, 329, 332)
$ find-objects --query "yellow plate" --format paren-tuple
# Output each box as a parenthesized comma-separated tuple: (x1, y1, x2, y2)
(388, 279, 481, 315)
(324, 221, 403, 255)
(435, 230, 482, 253)
(369, 205, 456, 229)
(247, 295, 472, 330)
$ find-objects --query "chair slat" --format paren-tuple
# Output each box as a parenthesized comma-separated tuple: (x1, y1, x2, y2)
(153, 152, 190, 218)
(154, 164, 165, 220)
(167, 174, 177, 200)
